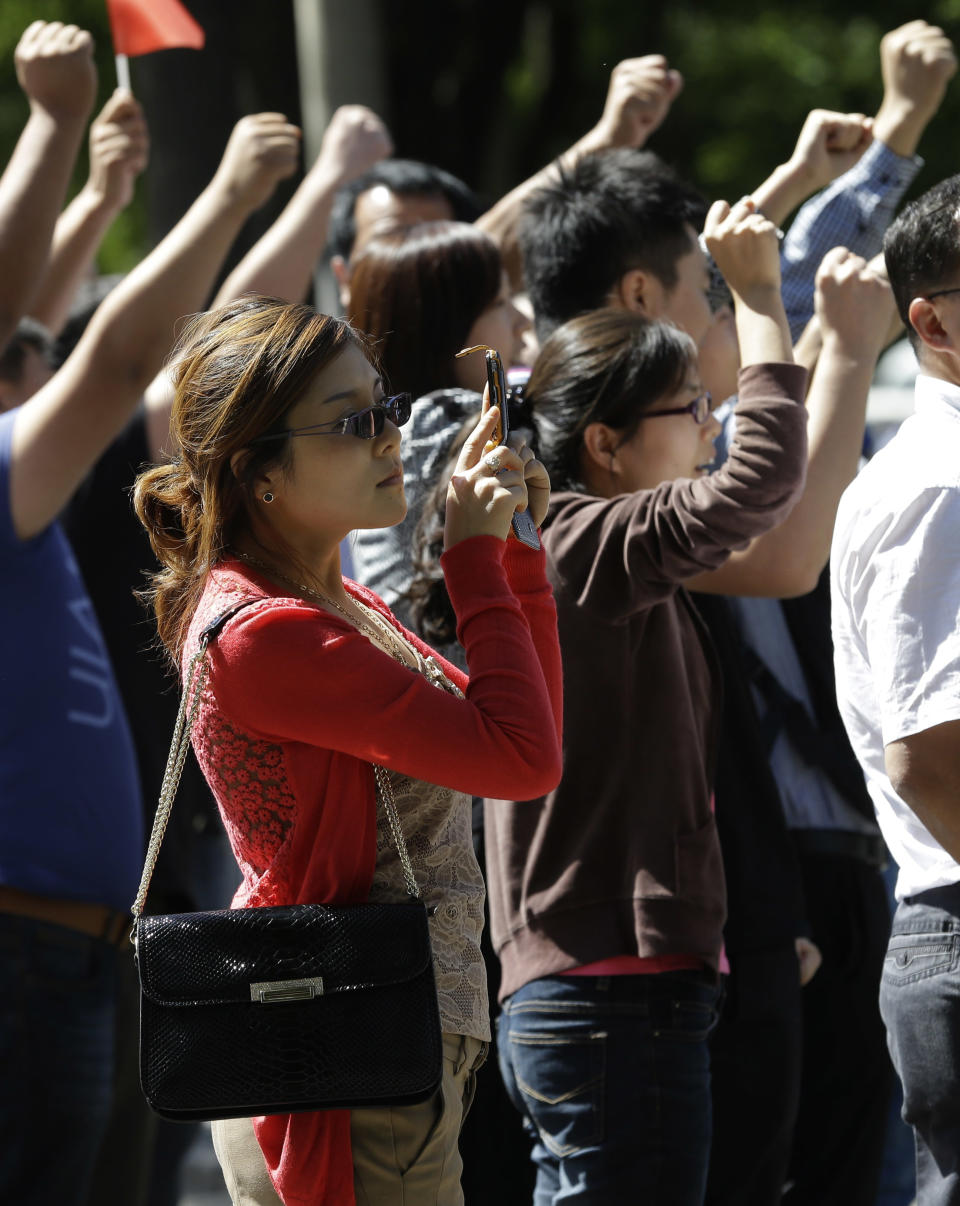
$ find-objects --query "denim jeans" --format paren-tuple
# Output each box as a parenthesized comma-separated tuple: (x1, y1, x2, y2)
(0, 913, 118, 1205)
(879, 884, 960, 1206)
(498, 971, 721, 1205)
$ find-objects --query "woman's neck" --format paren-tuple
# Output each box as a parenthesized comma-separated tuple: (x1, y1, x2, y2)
(233, 533, 349, 605)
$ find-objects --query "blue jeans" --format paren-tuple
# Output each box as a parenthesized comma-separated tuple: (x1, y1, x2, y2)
(879, 884, 960, 1206)
(0, 914, 118, 1205)
(498, 971, 721, 1205)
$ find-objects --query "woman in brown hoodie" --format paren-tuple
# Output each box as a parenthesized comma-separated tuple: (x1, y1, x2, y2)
(486, 198, 809, 1205)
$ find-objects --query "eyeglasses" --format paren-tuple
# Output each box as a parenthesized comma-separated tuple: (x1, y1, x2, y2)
(637, 391, 713, 425)
(923, 286, 960, 301)
(252, 393, 413, 443)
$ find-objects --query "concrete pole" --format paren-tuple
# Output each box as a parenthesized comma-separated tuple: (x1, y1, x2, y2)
(292, 0, 386, 312)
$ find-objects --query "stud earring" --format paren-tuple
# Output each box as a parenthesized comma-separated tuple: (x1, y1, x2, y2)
(261, 492, 274, 503)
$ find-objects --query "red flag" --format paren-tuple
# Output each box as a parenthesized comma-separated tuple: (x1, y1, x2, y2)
(106, 0, 205, 57)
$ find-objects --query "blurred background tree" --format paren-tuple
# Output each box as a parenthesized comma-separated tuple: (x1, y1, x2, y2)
(1, 0, 959, 277)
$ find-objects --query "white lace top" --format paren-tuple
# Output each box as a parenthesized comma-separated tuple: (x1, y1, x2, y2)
(367, 767, 489, 1042)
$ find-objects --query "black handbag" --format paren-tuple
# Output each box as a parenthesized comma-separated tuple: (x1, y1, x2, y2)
(131, 602, 443, 1121)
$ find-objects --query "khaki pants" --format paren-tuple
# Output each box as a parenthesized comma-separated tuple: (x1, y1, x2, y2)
(211, 1034, 486, 1205)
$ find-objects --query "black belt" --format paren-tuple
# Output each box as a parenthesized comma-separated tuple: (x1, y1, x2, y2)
(792, 827, 888, 869)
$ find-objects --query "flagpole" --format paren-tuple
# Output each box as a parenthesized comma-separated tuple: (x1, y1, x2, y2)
(115, 53, 132, 91)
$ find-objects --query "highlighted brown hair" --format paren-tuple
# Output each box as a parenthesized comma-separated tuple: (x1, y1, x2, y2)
(134, 295, 364, 661)
(347, 220, 501, 398)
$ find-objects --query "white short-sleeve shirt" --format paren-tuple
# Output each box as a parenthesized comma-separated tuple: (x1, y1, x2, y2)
(831, 373, 960, 899)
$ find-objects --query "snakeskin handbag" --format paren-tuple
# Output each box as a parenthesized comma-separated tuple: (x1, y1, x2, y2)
(131, 602, 443, 1121)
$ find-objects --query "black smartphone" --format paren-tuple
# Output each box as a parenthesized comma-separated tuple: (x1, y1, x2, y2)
(484, 348, 540, 552)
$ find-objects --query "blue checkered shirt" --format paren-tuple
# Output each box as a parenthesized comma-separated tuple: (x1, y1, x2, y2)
(781, 139, 922, 341)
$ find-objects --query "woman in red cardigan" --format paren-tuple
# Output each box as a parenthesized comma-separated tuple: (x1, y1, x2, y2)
(134, 295, 562, 1206)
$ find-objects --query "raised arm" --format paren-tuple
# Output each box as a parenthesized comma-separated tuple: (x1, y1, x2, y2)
(476, 55, 682, 285)
(781, 20, 955, 342)
(689, 248, 895, 597)
(9, 113, 300, 541)
(213, 104, 391, 307)
(872, 19, 957, 157)
(704, 196, 793, 367)
(752, 109, 873, 229)
(207, 406, 562, 801)
(27, 89, 148, 336)
(0, 21, 96, 347)
(546, 204, 807, 621)
(136, 106, 392, 462)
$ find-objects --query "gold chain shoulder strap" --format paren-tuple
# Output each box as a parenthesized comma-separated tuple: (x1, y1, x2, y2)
(130, 602, 421, 930)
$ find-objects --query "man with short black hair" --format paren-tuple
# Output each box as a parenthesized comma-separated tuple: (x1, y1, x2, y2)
(832, 173, 960, 1205)
(518, 148, 712, 345)
(327, 157, 482, 303)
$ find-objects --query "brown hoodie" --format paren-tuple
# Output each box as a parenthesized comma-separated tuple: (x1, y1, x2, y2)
(485, 362, 809, 1000)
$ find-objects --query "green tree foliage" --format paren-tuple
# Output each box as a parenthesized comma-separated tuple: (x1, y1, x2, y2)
(380, 0, 960, 223)
(2, 1, 960, 272)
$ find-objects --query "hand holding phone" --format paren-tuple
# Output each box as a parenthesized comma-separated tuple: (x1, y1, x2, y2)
(456, 344, 540, 550)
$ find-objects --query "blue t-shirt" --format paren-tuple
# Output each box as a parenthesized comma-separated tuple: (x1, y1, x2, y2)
(0, 408, 142, 913)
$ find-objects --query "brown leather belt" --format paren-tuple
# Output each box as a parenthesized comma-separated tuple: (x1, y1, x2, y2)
(0, 885, 132, 946)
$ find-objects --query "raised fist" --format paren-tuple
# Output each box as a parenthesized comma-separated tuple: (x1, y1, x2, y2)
(15, 21, 96, 122)
(212, 114, 302, 213)
(314, 105, 392, 186)
(879, 20, 956, 126)
(591, 55, 683, 149)
(789, 110, 873, 192)
(815, 247, 896, 356)
(703, 197, 782, 303)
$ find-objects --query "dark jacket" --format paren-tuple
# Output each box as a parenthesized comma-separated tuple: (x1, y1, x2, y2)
(485, 363, 809, 1000)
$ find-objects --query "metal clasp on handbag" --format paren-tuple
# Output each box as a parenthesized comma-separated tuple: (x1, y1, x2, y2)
(250, 977, 324, 1004)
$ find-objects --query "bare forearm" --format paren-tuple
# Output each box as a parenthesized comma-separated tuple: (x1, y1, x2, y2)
(735, 287, 794, 366)
(0, 109, 87, 344)
(793, 316, 823, 379)
(214, 167, 340, 306)
(755, 338, 871, 575)
(873, 102, 930, 159)
(90, 180, 260, 387)
(28, 186, 119, 335)
(10, 179, 261, 539)
(699, 336, 873, 596)
(753, 159, 817, 228)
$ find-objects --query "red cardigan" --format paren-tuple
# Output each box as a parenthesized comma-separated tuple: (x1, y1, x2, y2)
(185, 535, 562, 1206)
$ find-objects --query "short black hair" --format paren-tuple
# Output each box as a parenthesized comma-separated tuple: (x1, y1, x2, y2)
(0, 317, 54, 386)
(326, 159, 481, 263)
(519, 148, 706, 343)
(884, 174, 960, 351)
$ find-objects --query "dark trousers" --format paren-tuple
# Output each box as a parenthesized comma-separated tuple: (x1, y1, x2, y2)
(460, 916, 536, 1205)
(785, 853, 892, 1206)
(498, 971, 720, 1206)
(880, 883, 960, 1205)
(0, 915, 117, 1205)
(461, 805, 537, 1205)
(705, 942, 802, 1206)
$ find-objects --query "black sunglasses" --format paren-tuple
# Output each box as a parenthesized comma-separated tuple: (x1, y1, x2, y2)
(252, 393, 413, 443)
